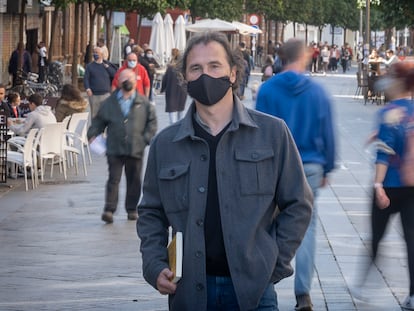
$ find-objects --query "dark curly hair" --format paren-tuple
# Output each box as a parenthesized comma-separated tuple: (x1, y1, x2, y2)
(60, 84, 83, 102)
(178, 31, 245, 91)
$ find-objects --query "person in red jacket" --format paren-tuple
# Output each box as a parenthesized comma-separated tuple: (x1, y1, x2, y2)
(111, 52, 150, 97)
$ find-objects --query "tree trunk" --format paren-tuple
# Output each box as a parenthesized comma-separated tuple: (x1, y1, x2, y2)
(343, 28, 347, 45)
(48, 7, 60, 63)
(86, 2, 98, 65)
(71, 3, 81, 85)
(18, 0, 26, 71)
(137, 14, 142, 44)
(305, 24, 308, 45)
(104, 10, 113, 57)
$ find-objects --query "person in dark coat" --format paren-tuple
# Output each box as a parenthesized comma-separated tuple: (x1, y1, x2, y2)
(8, 42, 32, 87)
(141, 48, 160, 101)
(161, 48, 187, 124)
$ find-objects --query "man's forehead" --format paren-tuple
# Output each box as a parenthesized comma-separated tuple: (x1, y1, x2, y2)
(127, 54, 137, 61)
(188, 42, 227, 61)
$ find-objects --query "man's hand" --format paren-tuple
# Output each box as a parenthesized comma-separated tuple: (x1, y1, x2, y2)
(86, 88, 92, 97)
(156, 268, 177, 295)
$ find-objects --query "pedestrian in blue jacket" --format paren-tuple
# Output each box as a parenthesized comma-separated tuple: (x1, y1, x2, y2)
(256, 38, 336, 311)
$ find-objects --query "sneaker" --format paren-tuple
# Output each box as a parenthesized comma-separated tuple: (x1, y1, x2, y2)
(402, 295, 414, 310)
(127, 212, 138, 221)
(295, 294, 313, 311)
(101, 211, 113, 224)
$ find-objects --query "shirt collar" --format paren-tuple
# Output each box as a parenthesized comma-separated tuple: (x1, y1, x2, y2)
(173, 95, 258, 142)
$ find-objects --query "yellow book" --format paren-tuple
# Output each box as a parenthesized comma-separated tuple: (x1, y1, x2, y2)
(168, 231, 183, 283)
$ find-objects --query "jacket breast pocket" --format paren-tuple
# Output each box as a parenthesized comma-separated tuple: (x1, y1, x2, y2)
(159, 163, 190, 212)
(235, 149, 275, 195)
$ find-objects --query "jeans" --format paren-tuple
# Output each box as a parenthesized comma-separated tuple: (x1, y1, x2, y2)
(104, 155, 143, 214)
(206, 275, 278, 311)
(294, 163, 324, 297)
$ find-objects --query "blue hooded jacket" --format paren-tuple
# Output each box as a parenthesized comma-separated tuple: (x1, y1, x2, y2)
(256, 71, 336, 175)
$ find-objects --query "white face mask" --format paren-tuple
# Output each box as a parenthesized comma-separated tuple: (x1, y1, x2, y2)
(146, 54, 153, 59)
(127, 60, 137, 69)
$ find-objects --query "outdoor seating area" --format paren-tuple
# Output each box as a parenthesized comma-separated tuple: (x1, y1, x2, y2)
(3, 112, 91, 191)
(355, 62, 385, 105)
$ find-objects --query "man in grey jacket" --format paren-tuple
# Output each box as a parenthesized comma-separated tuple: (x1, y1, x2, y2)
(137, 32, 312, 311)
(87, 69, 157, 223)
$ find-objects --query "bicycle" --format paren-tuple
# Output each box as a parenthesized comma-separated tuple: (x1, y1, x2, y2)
(8, 70, 60, 98)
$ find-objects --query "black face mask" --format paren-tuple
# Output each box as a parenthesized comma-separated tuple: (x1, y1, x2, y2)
(121, 80, 134, 92)
(187, 74, 232, 106)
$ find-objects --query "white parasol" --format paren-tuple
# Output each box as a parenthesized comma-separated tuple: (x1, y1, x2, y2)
(164, 13, 175, 64)
(186, 18, 237, 33)
(174, 15, 187, 53)
(149, 12, 166, 66)
(232, 21, 263, 35)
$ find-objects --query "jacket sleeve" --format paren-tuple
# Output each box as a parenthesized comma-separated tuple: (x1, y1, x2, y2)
(137, 138, 170, 289)
(143, 102, 158, 145)
(142, 68, 151, 89)
(87, 101, 107, 140)
(83, 65, 91, 90)
(160, 68, 168, 93)
(322, 96, 336, 175)
(10, 114, 35, 136)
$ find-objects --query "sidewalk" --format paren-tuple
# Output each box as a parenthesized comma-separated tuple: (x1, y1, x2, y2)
(0, 65, 408, 311)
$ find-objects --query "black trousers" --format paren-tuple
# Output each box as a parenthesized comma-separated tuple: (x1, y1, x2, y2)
(104, 155, 143, 214)
(371, 187, 414, 295)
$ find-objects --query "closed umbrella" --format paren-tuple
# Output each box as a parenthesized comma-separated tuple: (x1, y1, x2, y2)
(164, 13, 175, 64)
(174, 15, 186, 53)
(149, 12, 166, 66)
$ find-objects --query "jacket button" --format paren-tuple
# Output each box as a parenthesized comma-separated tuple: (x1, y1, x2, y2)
(195, 251, 202, 258)
(251, 152, 259, 159)
(169, 169, 176, 176)
(196, 283, 204, 291)
(198, 187, 205, 193)
(196, 219, 204, 226)
(200, 154, 207, 161)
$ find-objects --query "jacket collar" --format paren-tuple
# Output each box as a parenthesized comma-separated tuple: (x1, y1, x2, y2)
(173, 95, 258, 142)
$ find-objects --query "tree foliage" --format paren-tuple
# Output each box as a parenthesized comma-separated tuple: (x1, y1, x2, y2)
(377, 0, 414, 29)
(188, 0, 244, 22)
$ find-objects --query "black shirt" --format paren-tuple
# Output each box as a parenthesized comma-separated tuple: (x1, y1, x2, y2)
(193, 115, 231, 276)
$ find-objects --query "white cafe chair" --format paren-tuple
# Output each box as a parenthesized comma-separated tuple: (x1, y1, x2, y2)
(7, 128, 39, 191)
(38, 123, 67, 181)
(67, 112, 92, 165)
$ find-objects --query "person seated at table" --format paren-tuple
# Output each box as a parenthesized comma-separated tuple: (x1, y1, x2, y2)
(7, 92, 22, 119)
(54, 84, 88, 122)
(8, 93, 56, 136)
(368, 48, 381, 76)
(382, 49, 399, 70)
